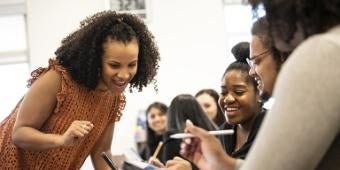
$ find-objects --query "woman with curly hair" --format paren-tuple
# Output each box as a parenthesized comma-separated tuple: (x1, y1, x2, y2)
(0, 10, 160, 169)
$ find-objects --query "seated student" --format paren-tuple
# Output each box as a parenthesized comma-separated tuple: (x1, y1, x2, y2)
(164, 17, 286, 169)
(176, 16, 288, 170)
(150, 94, 216, 169)
(195, 89, 226, 127)
(219, 42, 265, 159)
(138, 102, 168, 161)
(163, 94, 217, 161)
(161, 42, 266, 170)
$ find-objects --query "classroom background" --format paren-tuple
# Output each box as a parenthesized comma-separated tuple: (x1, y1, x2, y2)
(0, 0, 261, 169)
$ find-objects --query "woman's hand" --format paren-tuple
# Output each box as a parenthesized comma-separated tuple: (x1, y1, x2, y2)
(180, 120, 235, 170)
(148, 156, 165, 168)
(162, 156, 192, 170)
(59, 120, 94, 146)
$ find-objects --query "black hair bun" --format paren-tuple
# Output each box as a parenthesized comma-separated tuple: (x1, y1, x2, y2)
(231, 42, 250, 63)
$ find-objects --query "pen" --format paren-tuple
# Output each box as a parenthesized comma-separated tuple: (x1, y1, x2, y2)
(151, 141, 163, 158)
(170, 129, 234, 139)
(101, 152, 118, 170)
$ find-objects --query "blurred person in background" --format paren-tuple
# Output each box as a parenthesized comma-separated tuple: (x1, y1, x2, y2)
(195, 89, 226, 127)
(138, 102, 168, 161)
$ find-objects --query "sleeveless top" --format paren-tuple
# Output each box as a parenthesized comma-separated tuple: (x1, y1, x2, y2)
(0, 59, 126, 170)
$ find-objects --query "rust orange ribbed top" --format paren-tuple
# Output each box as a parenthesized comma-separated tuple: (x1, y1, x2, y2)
(0, 59, 126, 169)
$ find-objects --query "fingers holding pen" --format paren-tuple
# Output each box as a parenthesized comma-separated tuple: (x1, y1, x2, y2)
(149, 157, 165, 168)
(180, 137, 199, 159)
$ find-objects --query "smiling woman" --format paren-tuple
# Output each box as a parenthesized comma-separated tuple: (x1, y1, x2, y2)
(218, 42, 265, 159)
(138, 102, 168, 161)
(97, 38, 139, 93)
(0, 11, 160, 170)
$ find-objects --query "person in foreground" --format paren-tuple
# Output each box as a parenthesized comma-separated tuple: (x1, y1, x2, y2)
(180, 0, 340, 169)
(0, 11, 160, 169)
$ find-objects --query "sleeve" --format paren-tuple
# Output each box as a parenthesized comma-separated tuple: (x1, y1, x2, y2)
(240, 35, 340, 169)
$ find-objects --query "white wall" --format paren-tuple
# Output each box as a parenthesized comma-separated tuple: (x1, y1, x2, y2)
(27, 0, 107, 69)
(26, 0, 230, 169)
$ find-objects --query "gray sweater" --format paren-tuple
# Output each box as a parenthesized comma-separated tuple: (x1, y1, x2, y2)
(238, 25, 340, 170)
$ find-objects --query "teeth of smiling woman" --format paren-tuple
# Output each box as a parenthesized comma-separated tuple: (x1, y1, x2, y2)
(226, 107, 238, 111)
(114, 80, 126, 86)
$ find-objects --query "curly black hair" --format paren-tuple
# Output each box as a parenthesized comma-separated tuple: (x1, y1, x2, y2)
(249, 0, 340, 44)
(55, 10, 160, 91)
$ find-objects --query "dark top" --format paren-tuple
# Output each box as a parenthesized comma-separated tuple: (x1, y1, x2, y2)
(138, 134, 163, 161)
(160, 130, 199, 170)
(219, 109, 266, 159)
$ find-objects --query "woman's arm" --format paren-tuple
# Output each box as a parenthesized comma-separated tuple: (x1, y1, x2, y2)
(12, 70, 63, 150)
(91, 123, 115, 170)
(180, 120, 236, 170)
(12, 69, 93, 151)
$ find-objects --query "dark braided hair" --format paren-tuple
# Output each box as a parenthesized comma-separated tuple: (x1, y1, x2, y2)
(55, 11, 160, 91)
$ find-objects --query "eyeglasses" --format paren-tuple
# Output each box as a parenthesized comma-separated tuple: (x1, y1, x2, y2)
(246, 50, 270, 68)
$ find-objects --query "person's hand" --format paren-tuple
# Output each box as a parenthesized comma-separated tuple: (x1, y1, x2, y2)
(161, 156, 192, 170)
(180, 120, 235, 170)
(59, 120, 94, 146)
(148, 156, 165, 168)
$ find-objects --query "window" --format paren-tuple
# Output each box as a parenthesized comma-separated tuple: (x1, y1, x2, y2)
(223, 3, 265, 58)
(0, 64, 29, 120)
(224, 4, 252, 57)
(0, 13, 29, 121)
